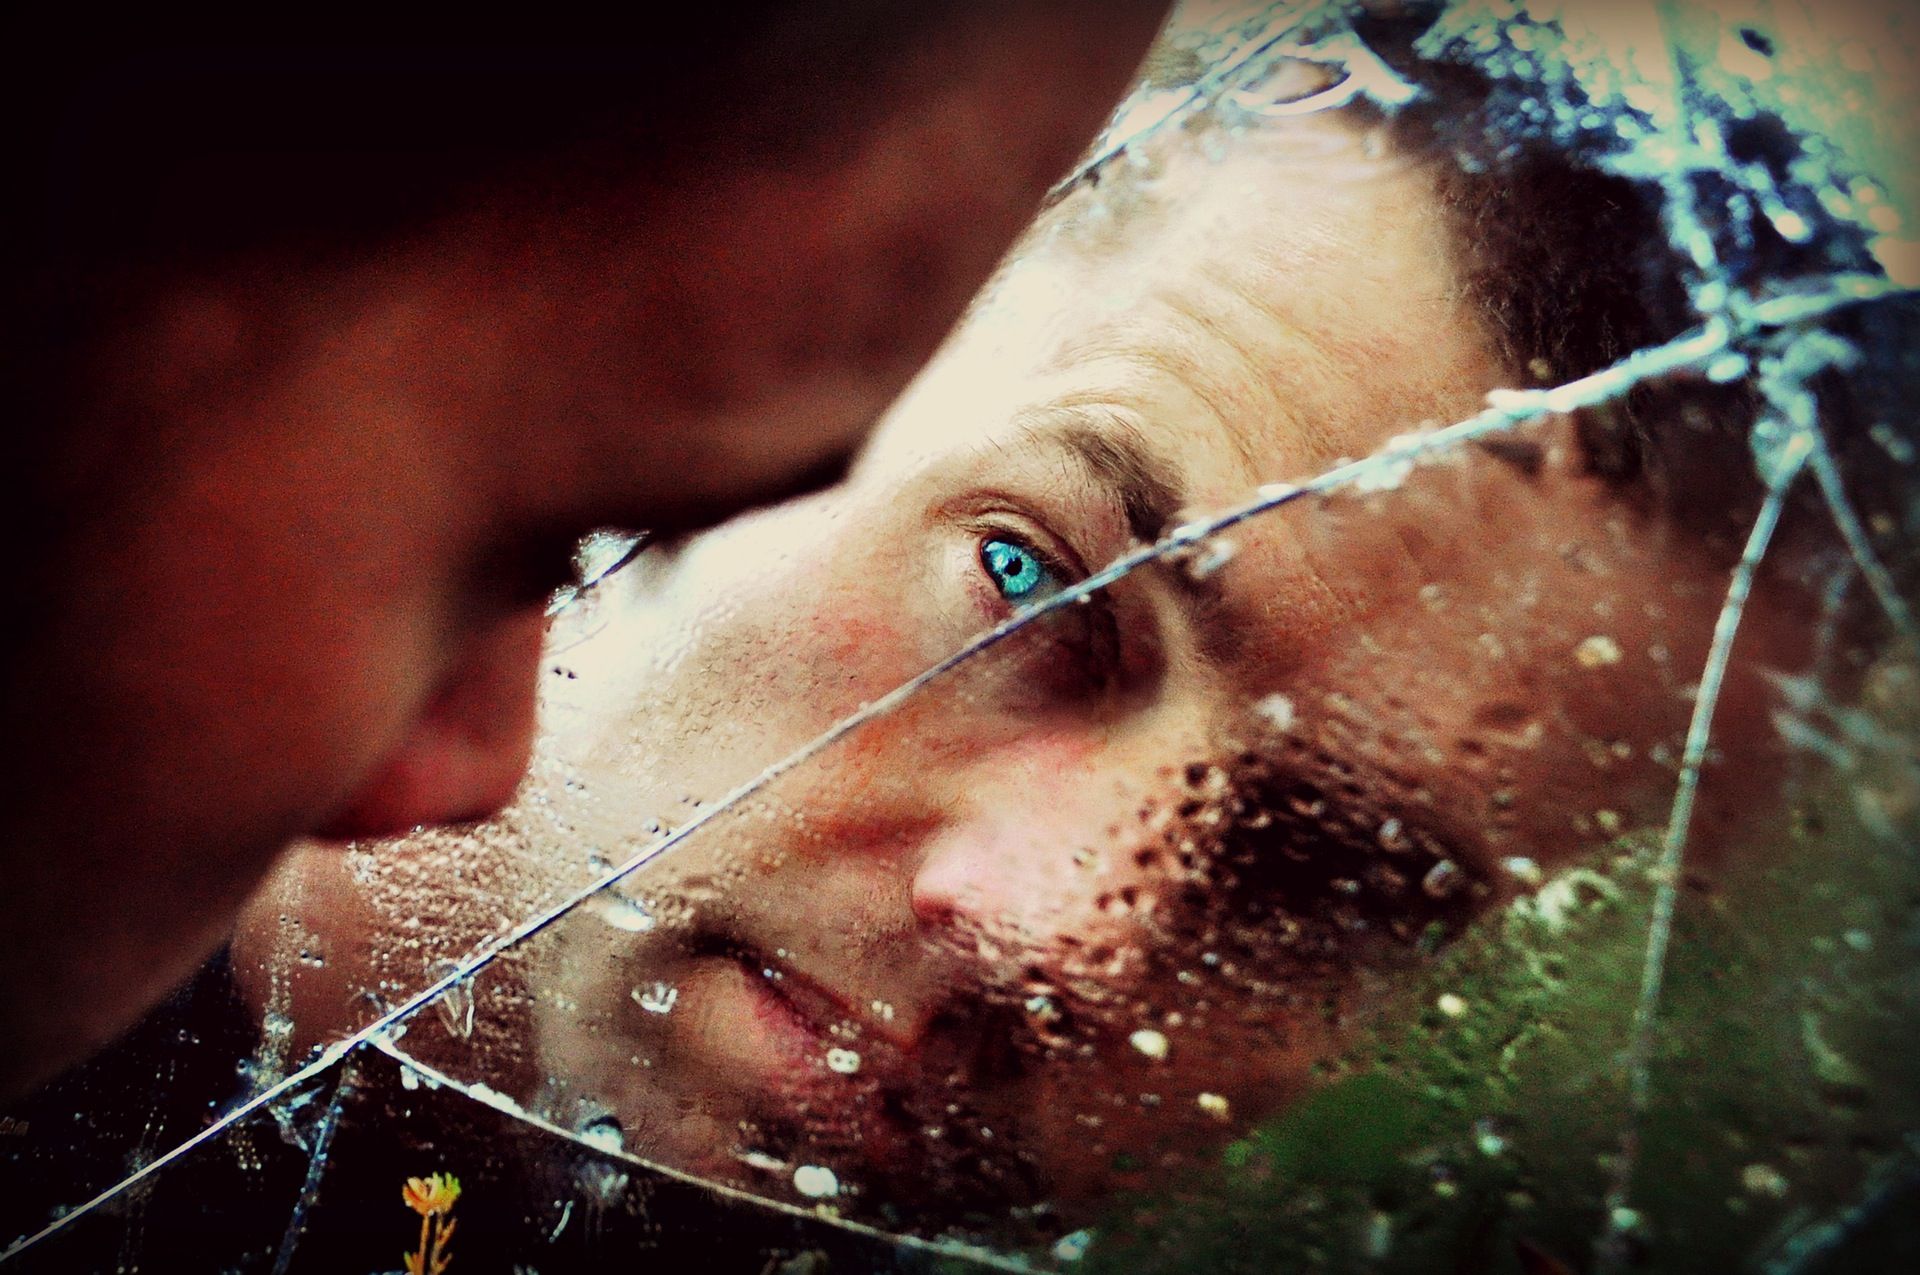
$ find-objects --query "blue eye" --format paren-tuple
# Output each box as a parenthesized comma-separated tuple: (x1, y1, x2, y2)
(980, 537, 1058, 603)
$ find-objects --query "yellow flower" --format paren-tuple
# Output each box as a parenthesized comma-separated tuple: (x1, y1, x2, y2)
(401, 1171, 462, 1217)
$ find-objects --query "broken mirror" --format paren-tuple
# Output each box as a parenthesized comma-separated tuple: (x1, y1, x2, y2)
(4, 2, 1916, 1272)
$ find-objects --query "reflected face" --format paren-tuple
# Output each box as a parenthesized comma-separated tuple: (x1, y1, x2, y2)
(517, 115, 1783, 1219)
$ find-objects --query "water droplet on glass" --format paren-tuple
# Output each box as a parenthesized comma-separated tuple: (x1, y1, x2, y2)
(577, 1114, 624, 1156)
(1184, 537, 1237, 581)
(575, 1114, 630, 1202)
(792, 1164, 840, 1199)
(1053, 1229, 1095, 1262)
(586, 889, 657, 934)
(1351, 433, 1427, 492)
(1422, 859, 1464, 899)
(1868, 422, 1915, 464)
(435, 978, 475, 1041)
(1252, 692, 1295, 732)
(1502, 856, 1544, 886)
(1129, 1028, 1170, 1061)
(1574, 634, 1624, 668)
(632, 982, 679, 1015)
(1365, 1210, 1395, 1259)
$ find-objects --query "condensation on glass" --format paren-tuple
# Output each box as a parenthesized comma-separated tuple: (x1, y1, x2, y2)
(4, 3, 1916, 1273)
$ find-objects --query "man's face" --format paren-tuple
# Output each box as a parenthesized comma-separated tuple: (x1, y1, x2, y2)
(514, 114, 1782, 1224)
(0, 10, 1172, 1095)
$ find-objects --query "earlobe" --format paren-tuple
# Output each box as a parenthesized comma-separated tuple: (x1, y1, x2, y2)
(313, 611, 546, 842)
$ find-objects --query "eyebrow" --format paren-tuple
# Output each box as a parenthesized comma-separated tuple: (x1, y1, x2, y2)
(1013, 404, 1184, 544)
(1012, 405, 1252, 665)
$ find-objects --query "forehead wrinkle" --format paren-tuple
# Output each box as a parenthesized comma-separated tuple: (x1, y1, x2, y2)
(1179, 251, 1350, 476)
(1046, 274, 1355, 491)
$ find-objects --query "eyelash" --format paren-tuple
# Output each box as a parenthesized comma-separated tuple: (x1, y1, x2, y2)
(966, 517, 1120, 698)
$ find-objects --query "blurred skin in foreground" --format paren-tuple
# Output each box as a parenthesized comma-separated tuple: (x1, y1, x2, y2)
(0, 4, 1170, 1096)
(241, 65, 1829, 1230)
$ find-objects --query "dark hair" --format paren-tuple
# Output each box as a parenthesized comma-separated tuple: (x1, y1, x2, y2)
(1365, 3, 1917, 600)
(1081, 3, 1914, 587)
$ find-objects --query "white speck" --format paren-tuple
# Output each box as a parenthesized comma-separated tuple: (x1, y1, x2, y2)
(1376, 817, 1410, 852)
(1025, 994, 1061, 1023)
(577, 1116, 624, 1155)
(1422, 859, 1464, 899)
(1742, 1162, 1790, 1198)
(1501, 856, 1543, 887)
(738, 1150, 786, 1173)
(1197, 1092, 1230, 1119)
(1184, 538, 1237, 581)
(1574, 634, 1624, 668)
(1252, 693, 1295, 732)
(1436, 993, 1468, 1018)
(825, 1048, 861, 1075)
(587, 890, 656, 933)
(632, 982, 679, 1015)
(1869, 423, 1916, 464)
(792, 1164, 839, 1198)
(432, 972, 475, 1041)
(1352, 433, 1427, 492)
(1772, 210, 1810, 242)
(1053, 1229, 1095, 1262)
(1129, 1028, 1170, 1061)
(871, 999, 895, 1022)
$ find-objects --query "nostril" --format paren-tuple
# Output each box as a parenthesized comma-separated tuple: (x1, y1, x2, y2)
(908, 882, 959, 931)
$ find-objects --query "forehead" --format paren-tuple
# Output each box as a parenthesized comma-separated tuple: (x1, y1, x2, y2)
(865, 111, 1507, 492)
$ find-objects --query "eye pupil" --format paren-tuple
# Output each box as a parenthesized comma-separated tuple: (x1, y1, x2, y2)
(982, 538, 1048, 601)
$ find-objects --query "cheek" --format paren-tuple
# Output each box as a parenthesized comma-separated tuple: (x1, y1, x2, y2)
(817, 610, 913, 676)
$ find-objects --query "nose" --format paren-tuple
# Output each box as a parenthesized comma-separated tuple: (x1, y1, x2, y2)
(909, 806, 1142, 962)
(314, 610, 546, 841)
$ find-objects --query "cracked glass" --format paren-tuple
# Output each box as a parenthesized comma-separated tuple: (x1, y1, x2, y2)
(4, 3, 1917, 1272)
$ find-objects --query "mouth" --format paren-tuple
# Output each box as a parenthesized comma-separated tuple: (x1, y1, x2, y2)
(679, 932, 914, 1085)
(654, 931, 954, 1194)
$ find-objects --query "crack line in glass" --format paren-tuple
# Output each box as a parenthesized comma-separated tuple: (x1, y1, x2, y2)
(2, 275, 1905, 1265)
(1808, 433, 1920, 651)
(1596, 430, 1812, 1269)
(362, 1034, 1033, 1273)
(268, 1059, 356, 1275)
